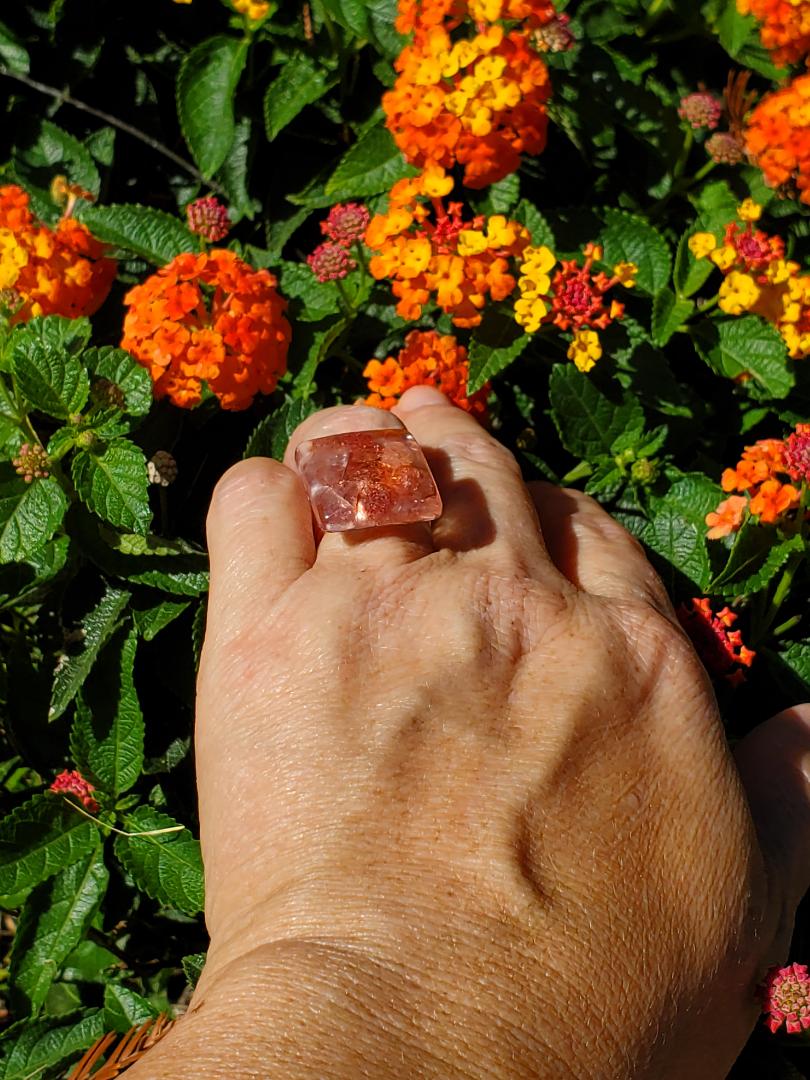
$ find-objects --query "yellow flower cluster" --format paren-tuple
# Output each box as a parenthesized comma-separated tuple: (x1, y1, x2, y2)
(514, 245, 556, 332)
(689, 200, 810, 358)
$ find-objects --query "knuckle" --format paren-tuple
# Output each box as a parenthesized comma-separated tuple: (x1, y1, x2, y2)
(443, 431, 523, 479)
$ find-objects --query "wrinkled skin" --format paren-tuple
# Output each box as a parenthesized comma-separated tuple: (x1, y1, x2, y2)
(130, 386, 810, 1079)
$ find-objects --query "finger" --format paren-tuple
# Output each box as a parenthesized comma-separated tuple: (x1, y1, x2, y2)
(735, 704, 810, 920)
(392, 386, 562, 582)
(206, 456, 316, 627)
(284, 404, 435, 565)
(528, 482, 675, 616)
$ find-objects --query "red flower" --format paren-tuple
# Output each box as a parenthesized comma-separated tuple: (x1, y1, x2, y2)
(760, 963, 810, 1034)
(321, 203, 370, 247)
(676, 598, 755, 687)
(186, 197, 231, 243)
(307, 241, 356, 282)
(784, 423, 810, 484)
(50, 770, 99, 812)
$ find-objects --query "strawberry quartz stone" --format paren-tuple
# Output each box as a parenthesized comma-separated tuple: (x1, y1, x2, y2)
(295, 428, 442, 532)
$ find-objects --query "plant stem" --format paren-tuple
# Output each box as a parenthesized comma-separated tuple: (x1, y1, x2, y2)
(335, 278, 354, 316)
(673, 128, 694, 181)
(0, 66, 225, 196)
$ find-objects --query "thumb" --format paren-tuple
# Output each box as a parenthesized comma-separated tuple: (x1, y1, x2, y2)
(735, 704, 810, 916)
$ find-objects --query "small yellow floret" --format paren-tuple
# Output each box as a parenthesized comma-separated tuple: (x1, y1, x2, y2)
(710, 244, 736, 271)
(568, 329, 601, 373)
(688, 233, 717, 259)
(737, 198, 762, 222)
(718, 271, 761, 315)
(613, 262, 638, 288)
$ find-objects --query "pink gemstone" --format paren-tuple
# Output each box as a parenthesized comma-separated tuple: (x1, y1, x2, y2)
(295, 428, 442, 532)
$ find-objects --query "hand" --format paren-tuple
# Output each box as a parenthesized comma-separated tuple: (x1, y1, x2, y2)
(131, 386, 810, 1079)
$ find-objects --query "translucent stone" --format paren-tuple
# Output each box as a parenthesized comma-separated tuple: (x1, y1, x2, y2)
(295, 428, 442, 532)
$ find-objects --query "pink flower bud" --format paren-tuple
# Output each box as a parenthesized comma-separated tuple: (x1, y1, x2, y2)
(186, 197, 231, 243)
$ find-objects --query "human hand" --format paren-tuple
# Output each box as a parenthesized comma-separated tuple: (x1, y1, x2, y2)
(132, 386, 810, 1079)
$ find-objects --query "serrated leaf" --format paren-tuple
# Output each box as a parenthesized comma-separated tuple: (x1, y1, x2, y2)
(777, 641, 810, 695)
(132, 598, 190, 640)
(264, 53, 338, 141)
(85, 347, 153, 416)
(293, 317, 349, 396)
(693, 316, 794, 398)
(177, 36, 248, 179)
(0, 794, 101, 896)
(601, 209, 671, 295)
(0, 477, 67, 564)
(467, 334, 529, 395)
(78, 204, 196, 265)
(9, 848, 108, 1017)
(72, 438, 152, 534)
(711, 522, 804, 595)
(513, 200, 555, 248)
(643, 506, 712, 591)
(321, 0, 370, 37)
(325, 125, 413, 200)
(12, 323, 90, 420)
(17, 120, 100, 199)
(487, 173, 520, 215)
(50, 584, 130, 722)
(0, 1011, 105, 1080)
(660, 471, 721, 527)
(673, 231, 715, 299)
(114, 806, 204, 916)
(652, 288, 693, 347)
(244, 398, 318, 460)
(71, 625, 144, 795)
(103, 984, 158, 1033)
(0, 19, 30, 73)
(278, 261, 341, 320)
(182, 951, 207, 989)
(548, 363, 645, 462)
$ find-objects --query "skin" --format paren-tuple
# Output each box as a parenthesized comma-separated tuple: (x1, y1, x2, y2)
(128, 385, 810, 1079)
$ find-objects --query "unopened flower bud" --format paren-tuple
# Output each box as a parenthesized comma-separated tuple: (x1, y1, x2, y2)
(631, 458, 659, 485)
(147, 450, 178, 487)
(186, 197, 231, 243)
(307, 241, 356, 283)
(706, 132, 744, 165)
(532, 14, 575, 53)
(321, 203, 371, 247)
(76, 430, 96, 450)
(678, 92, 723, 131)
(784, 423, 810, 484)
(12, 442, 50, 483)
(49, 769, 99, 812)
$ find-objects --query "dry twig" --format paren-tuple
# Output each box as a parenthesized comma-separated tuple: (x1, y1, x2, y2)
(67, 1014, 175, 1080)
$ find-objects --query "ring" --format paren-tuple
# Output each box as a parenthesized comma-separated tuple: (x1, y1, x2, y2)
(295, 428, 443, 533)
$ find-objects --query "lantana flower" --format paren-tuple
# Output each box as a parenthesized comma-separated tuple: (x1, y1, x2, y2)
(760, 963, 810, 1033)
(677, 598, 756, 687)
(50, 769, 99, 812)
(121, 249, 290, 410)
(737, 0, 810, 66)
(745, 74, 810, 204)
(365, 166, 530, 327)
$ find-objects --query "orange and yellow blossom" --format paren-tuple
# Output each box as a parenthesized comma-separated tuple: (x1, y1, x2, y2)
(705, 495, 748, 539)
(745, 74, 810, 205)
(383, 18, 552, 188)
(395, 0, 559, 37)
(364, 330, 488, 417)
(736, 0, 810, 66)
(121, 249, 290, 411)
(365, 167, 530, 327)
(706, 431, 804, 537)
(0, 184, 115, 322)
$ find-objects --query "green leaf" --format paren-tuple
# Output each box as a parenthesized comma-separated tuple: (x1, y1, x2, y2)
(244, 398, 318, 460)
(486, 173, 520, 215)
(0, 20, 30, 73)
(601, 209, 671, 295)
(17, 120, 100, 199)
(548, 363, 645, 461)
(0, 478, 67, 564)
(264, 53, 338, 141)
(693, 316, 794, 398)
(0, 1011, 105, 1080)
(467, 334, 529, 396)
(85, 347, 153, 416)
(50, 584, 131, 722)
(777, 641, 810, 696)
(325, 125, 413, 200)
(292, 317, 348, 395)
(715, 0, 758, 57)
(103, 984, 158, 1033)
(78, 204, 197, 265)
(643, 506, 712, 592)
(673, 231, 715, 299)
(177, 36, 248, 179)
(9, 848, 108, 1017)
(711, 522, 805, 595)
(182, 952, 206, 989)
(651, 288, 694, 347)
(278, 260, 341, 321)
(71, 625, 144, 795)
(72, 438, 152, 534)
(12, 321, 90, 420)
(0, 794, 101, 896)
(115, 806, 204, 916)
(513, 200, 555, 248)
(132, 598, 191, 640)
(320, 0, 370, 37)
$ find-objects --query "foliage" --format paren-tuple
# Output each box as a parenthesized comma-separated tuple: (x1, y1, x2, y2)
(0, 0, 807, 1076)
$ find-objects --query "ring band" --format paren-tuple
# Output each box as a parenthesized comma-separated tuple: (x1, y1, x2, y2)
(295, 428, 443, 533)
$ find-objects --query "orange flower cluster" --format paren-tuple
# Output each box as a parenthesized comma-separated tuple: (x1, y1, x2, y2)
(705, 431, 805, 538)
(364, 329, 488, 416)
(384, 0, 556, 187)
(121, 249, 290, 411)
(677, 598, 755, 688)
(737, 0, 810, 66)
(745, 74, 810, 205)
(689, 202, 810, 359)
(0, 184, 116, 323)
(365, 166, 530, 327)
